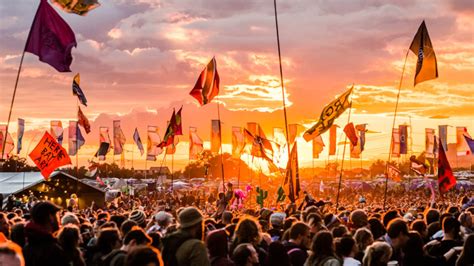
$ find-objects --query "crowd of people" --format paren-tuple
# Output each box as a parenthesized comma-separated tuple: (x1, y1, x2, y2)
(0, 182, 473, 266)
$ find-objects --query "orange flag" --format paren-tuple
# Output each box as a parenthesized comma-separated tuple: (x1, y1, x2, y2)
(329, 125, 337, 155)
(29, 131, 71, 180)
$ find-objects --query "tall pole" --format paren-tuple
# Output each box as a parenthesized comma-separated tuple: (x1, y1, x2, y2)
(216, 103, 226, 192)
(2, 51, 26, 160)
(335, 104, 353, 210)
(383, 49, 410, 210)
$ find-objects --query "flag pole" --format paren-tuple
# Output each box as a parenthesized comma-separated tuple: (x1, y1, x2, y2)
(335, 102, 353, 211)
(383, 49, 410, 210)
(217, 102, 226, 193)
(76, 99, 79, 180)
(273, 0, 293, 197)
(1, 51, 26, 160)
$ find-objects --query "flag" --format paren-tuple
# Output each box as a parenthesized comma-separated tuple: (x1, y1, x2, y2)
(133, 128, 144, 156)
(464, 135, 474, 154)
(29, 131, 71, 179)
(25, 0, 77, 72)
(0, 125, 15, 160)
(312, 135, 325, 159)
(438, 142, 456, 193)
(284, 142, 300, 203)
(438, 125, 448, 151)
(86, 161, 99, 177)
(343, 122, 358, 146)
(99, 127, 110, 143)
(158, 111, 177, 148)
(289, 124, 298, 144)
(113, 120, 126, 155)
(17, 119, 25, 154)
(387, 163, 402, 182)
(51, 0, 101, 16)
(189, 57, 219, 106)
(399, 125, 408, 154)
(410, 155, 428, 176)
(95, 142, 110, 161)
(456, 127, 471, 156)
(232, 127, 245, 158)
(166, 137, 179, 155)
(329, 125, 337, 156)
(189, 127, 204, 160)
(351, 124, 366, 158)
(68, 121, 84, 156)
(50, 121, 64, 145)
(391, 128, 400, 158)
(304, 87, 352, 141)
(211, 120, 221, 154)
(425, 128, 435, 158)
(246, 122, 258, 139)
(147, 126, 162, 161)
(244, 128, 273, 162)
(72, 73, 87, 106)
(272, 128, 286, 167)
(319, 180, 325, 193)
(173, 107, 183, 135)
(409, 21, 438, 86)
(77, 107, 91, 133)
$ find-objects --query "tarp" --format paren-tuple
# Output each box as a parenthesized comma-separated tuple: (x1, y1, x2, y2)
(0, 172, 46, 196)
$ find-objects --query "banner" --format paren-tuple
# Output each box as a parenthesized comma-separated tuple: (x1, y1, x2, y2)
(410, 155, 428, 176)
(113, 120, 126, 155)
(29, 131, 71, 179)
(351, 124, 366, 158)
(17, 119, 25, 154)
(304, 87, 352, 141)
(51, 0, 101, 16)
(312, 135, 325, 159)
(211, 120, 221, 154)
(68, 121, 84, 156)
(0, 125, 15, 160)
(189, 127, 203, 160)
(399, 125, 408, 154)
(72, 73, 87, 106)
(147, 126, 162, 161)
(456, 127, 471, 156)
(189, 57, 220, 106)
(329, 125, 337, 156)
(343, 122, 358, 147)
(391, 128, 400, 158)
(232, 127, 245, 158)
(50, 121, 64, 145)
(438, 142, 456, 193)
(438, 125, 448, 152)
(133, 128, 144, 156)
(425, 128, 435, 158)
(244, 128, 273, 162)
(409, 21, 438, 86)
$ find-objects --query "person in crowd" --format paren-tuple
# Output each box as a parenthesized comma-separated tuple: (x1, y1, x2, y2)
(230, 217, 267, 264)
(22, 201, 69, 266)
(335, 236, 361, 266)
(283, 222, 310, 266)
(206, 229, 234, 266)
(425, 216, 463, 266)
(232, 243, 259, 266)
(362, 242, 392, 266)
(353, 228, 374, 262)
(90, 227, 121, 266)
(267, 241, 291, 266)
(349, 210, 368, 233)
(147, 211, 173, 235)
(124, 246, 163, 266)
(380, 218, 409, 263)
(0, 212, 10, 239)
(161, 207, 209, 266)
(305, 231, 341, 266)
(103, 226, 152, 266)
(58, 224, 86, 266)
(456, 234, 474, 266)
(402, 231, 443, 266)
(0, 241, 24, 266)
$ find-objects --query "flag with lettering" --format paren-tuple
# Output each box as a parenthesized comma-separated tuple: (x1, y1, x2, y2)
(51, 0, 101, 16)
(133, 128, 144, 156)
(312, 135, 325, 159)
(72, 73, 87, 106)
(189, 127, 203, 160)
(113, 120, 126, 155)
(456, 127, 471, 156)
(78, 107, 91, 133)
(0, 125, 15, 160)
(50, 121, 64, 145)
(425, 128, 435, 158)
(29, 131, 71, 179)
(189, 57, 219, 106)
(232, 127, 245, 158)
(211, 120, 221, 154)
(391, 128, 400, 158)
(17, 119, 25, 154)
(68, 121, 84, 156)
(387, 163, 402, 182)
(399, 125, 408, 154)
(438, 125, 448, 152)
(438, 142, 456, 193)
(304, 87, 352, 141)
(409, 21, 438, 86)
(25, 0, 77, 72)
(329, 125, 337, 156)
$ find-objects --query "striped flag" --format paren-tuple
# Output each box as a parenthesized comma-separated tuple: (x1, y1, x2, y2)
(189, 57, 220, 106)
(17, 119, 25, 154)
(50, 121, 64, 145)
(72, 73, 87, 106)
(391, 128, 400, 158)
(456, 127, 471, 156)
(387, 163, 401, 182)
(133, 128, 144, 156)
(78, 107, 91, 133)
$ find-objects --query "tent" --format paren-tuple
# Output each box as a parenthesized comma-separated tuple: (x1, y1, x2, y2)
(0, 171, 106, 209)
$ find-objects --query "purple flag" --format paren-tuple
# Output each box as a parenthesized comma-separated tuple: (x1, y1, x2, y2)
(25, 0, 77, 72)
(465, 135, 474, 154)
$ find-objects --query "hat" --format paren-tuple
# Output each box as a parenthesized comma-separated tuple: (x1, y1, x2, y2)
(30, 201, 61, 225)
(154, 211, 172, 223)
(269, 212, 286, 227)
(129, 210, 146, 226)
(178, 207, 203, 228)
(61, 212, 80, 226)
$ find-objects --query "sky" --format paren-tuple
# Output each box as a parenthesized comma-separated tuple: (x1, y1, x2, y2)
(0, 0, 473, 171)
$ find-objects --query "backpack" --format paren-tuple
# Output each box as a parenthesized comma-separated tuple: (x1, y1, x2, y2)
(161, 230, 193, 266)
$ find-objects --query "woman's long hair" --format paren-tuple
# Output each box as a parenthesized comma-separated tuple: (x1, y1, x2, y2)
(230, 217, 261, 253)
(307, 231, 338, 265)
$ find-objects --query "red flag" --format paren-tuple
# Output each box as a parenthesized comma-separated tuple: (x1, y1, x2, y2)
(29, 131, 71, 180)
(173, 107, 183, 135)
(438, 142, 456, 193)
(158, 111, 177, 148)
(78, 107, 91, 133)
(25, 0, 77, 72)
(343, 122, 358, 146)
(189, 57, 219, 105)
(329, 125, 337, 155)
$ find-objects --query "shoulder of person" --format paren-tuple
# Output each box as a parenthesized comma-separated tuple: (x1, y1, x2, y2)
(322, 257, 341, 266)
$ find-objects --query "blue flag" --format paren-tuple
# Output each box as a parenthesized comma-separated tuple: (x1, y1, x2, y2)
(72, 73, 88, 106)
(464, 135, 474, 154)
(133, 128, 144, 156)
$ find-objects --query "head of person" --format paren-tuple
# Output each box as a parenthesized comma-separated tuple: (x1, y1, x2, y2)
(424, 208, 440, 225)
(61, 212, 80, 226)
(335, 235, 357, 259)
(367, 218, 386, 240)
(58, 224, 82, 250)
(410, 219, 427, 239)
(442, 216, 460, 239)
(154, 211, 173, 228)
(387, 218, 409, 249)
(363, 242, 392, 266)
(129, 210, 147, 228)
(121, 219, 138, 236)
(9, 223, 25, 248)
(324, 213, 341, 230)
(232, 243, 259, 266)
(30, 201, 62, 233)
(382, 210, 400, 228)
(269, 212, 285, 230)
(402, 231, 424, 264)
(310, 231, 335, 260)
(289, 222, 311, 248)
(124, 246, 163, 266)
(178, 207, 204, 240)
(234, 217, 261, 246)
(206, 229, 229, 258)
(221, 211, 233, 225)
(96, 227, 121, 254)
(458, 211, 472, 229)
(0, 242, 24, 266)
(122, 226, 152, 252)
(354, 228, 374, 253)
(457, 234, 474, 265)
(350, 209, 368, 230)
(267, 241, 291, 266)
(0, 213, 10, 238)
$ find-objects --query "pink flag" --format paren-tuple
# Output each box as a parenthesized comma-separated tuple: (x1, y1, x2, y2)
(25, 0, 77, 72)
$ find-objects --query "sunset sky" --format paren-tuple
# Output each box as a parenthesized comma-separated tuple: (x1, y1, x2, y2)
(0, 0, 473, 171)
